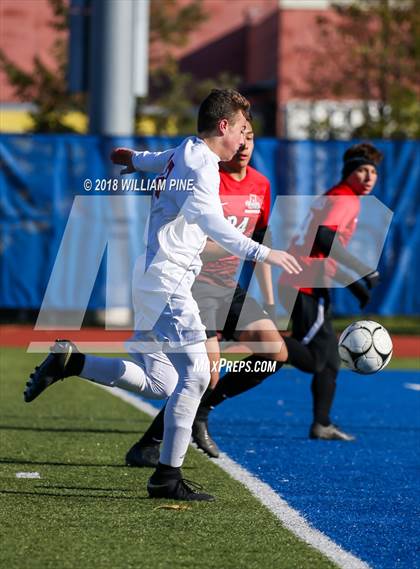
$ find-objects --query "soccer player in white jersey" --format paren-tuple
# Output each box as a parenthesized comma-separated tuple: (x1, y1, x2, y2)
(24, 89, 301, 502)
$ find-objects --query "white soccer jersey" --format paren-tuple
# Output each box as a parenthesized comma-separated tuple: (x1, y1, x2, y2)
(133, 136, 269, 273)
(130, 136, 270, 347)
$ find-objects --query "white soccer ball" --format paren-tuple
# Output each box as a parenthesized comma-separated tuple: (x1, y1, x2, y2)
(338, 320, 393, 374)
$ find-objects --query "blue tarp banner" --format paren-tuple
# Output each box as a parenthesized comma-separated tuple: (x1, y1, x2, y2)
(1, 134, 419, 315)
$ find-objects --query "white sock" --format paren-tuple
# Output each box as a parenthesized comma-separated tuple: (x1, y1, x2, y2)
(80, 354, 178, 399)
(160, 391, 202, 467)
(159, 343, 210, 467)
(80, 355, 147, 393)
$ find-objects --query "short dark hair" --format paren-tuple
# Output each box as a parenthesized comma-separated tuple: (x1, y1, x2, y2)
(341, 143, 383, 180)
(197, 89, 250, 134)
(343, 143, 383, 165)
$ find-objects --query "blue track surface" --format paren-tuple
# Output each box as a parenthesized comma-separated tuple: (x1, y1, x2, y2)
(209, 368, 420, 569)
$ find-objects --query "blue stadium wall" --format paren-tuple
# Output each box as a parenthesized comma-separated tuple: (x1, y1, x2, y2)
(0, 134, 419, 315)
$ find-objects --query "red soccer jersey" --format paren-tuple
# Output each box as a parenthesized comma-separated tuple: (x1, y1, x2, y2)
(279, 182, 360, 295)
(198, 165, 271, 288)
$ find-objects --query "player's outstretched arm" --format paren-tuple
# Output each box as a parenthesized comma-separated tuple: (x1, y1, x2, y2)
(333, 265, 380, 309)
(255, 263, 276, 311)
(200, 240, 230, 262)
(194, 211, 302, 275)
(110, 147, 175, 174)
(253, 227, 276, 308)
(265, 249, 302, 274)
(110, 147, 136, 174)
(316, 226, 375, 278)
(186, 169, 302, 273)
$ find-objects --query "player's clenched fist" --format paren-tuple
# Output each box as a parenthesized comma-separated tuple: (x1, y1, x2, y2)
(110, 147, 136, 174)
(266, 250, 302, 274)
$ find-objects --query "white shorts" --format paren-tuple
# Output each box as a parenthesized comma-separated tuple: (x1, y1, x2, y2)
(129, 256, 206, 350)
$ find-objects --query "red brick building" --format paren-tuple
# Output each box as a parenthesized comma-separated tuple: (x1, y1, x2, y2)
(0, 0, 361, 137)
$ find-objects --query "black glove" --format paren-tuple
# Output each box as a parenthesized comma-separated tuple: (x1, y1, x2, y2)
(363, 270, 380, 289)
(263, 303, 277, 322)
(348, 280, 371, 309)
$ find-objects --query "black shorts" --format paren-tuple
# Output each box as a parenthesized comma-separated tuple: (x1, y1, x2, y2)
(290, 290, 340, 371)
(192, 280, 268, 340)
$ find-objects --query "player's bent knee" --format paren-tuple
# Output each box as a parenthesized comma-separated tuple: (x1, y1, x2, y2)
(276, 338, 288, 362)
(172, 363, 210, 399)
(242, 325, 287, 361)
(182, 371, 210, 399)
(260, 337, 288, 362)
(313, 360, 327, 374)
(144, 374, 178, 400)
(167, 392, 202, 427)
(159, 381, 178, 399)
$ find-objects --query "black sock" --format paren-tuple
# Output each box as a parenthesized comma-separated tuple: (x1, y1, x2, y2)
(150, 462, 181, 483)
(138, 405, 166, 446)
(64, 352, 85, 377)
(311, 366, 337, 426)
(204, 355, 281, 409)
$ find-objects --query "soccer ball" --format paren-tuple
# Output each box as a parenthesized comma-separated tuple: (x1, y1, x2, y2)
(338, 320, 393, 374)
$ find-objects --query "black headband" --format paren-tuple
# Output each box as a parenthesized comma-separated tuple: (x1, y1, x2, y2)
(342, 157, 377, 180)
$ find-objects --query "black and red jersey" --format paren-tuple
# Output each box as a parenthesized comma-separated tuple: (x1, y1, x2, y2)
(280, 182, 360, 296)
(198, 165, 271, 288)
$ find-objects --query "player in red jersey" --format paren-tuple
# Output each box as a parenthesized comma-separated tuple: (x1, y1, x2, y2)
(126, 120, 288, 465)
(277, 143, 383, 440)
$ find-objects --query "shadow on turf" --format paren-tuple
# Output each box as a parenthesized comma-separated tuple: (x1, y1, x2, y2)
(0, 457, 199, 470)
(0, 424, 145, 435)
(37, 483, 135, 492)
(4, 412, 155, 426)
(0, 489, 150, 500)
(0, 457, 128, 468)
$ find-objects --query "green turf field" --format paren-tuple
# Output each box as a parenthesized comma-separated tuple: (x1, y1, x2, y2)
(0, 347, 338, 569)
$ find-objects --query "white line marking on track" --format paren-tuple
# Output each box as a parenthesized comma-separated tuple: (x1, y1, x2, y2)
(404, 383, 420, 391)
(100, 386, 371, 569)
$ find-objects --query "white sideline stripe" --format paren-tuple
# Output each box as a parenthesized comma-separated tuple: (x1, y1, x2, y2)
(215, 453, 370, 569)
(100, 387, 370, 569)
(404, 383, 420, 391)
(96, 385, 160, 417)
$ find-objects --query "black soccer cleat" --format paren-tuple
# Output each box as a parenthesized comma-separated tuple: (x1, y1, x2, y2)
(126, 442, 160, 468)
(192, 418, 220, 458)
(24, 339, 78, 403)
(309, 422, 356, 442)
(147, 477, 215, 501)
